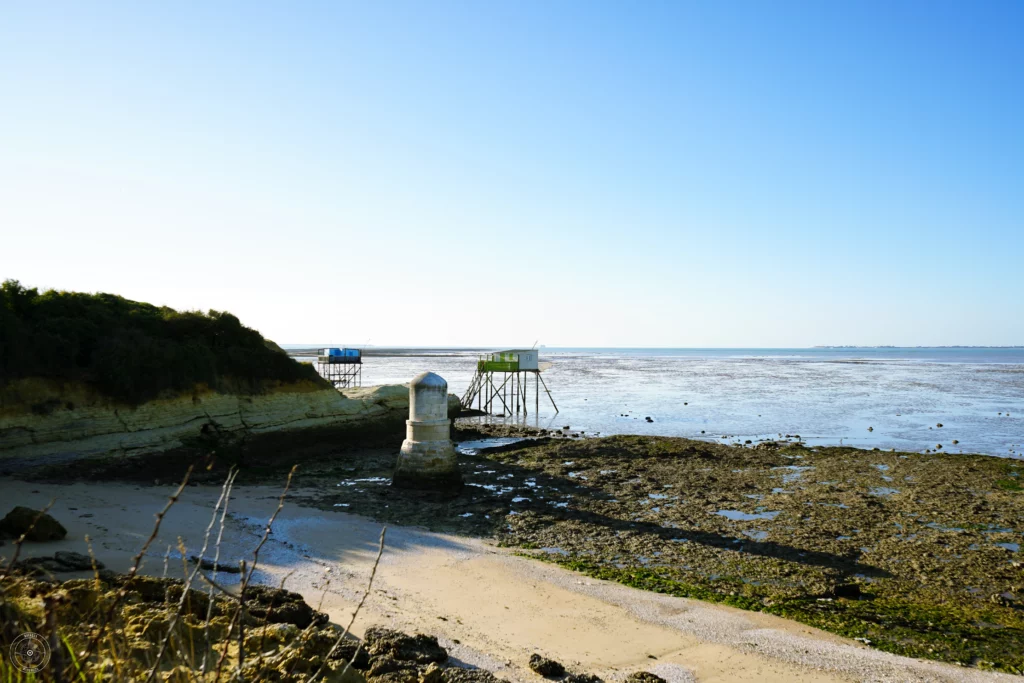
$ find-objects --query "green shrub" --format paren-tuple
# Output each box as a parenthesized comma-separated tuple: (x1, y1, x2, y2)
(0, 280, 324, 405)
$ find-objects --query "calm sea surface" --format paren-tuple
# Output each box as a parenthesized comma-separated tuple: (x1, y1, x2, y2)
(297, 348, 1024, 458)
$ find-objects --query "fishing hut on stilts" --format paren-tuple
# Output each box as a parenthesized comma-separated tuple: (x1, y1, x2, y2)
(461, 349, 558, 416)
(316, 348, 362, 388)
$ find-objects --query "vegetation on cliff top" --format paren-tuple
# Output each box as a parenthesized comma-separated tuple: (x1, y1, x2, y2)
(0, 280, 324, 405)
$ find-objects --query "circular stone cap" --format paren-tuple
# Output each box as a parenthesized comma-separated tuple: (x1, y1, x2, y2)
(410, 371, 447, 389)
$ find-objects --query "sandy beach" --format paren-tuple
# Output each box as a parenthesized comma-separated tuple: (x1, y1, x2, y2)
(2, 476, 1017, 683)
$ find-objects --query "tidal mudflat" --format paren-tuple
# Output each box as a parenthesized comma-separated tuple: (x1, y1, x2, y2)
(317, 347, 1024, 457)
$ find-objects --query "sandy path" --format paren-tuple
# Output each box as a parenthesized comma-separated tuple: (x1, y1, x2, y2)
(0, 479, 1016, 683)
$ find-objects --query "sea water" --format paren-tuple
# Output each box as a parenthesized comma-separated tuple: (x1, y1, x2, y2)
(295, 348, 1024, 458)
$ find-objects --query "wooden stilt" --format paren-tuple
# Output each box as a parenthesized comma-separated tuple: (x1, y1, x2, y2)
(539, 372, 558, 413)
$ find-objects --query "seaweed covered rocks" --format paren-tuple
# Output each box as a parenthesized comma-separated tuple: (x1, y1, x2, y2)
(0, 567, 501, 683)
(303, 434, 1024, 673)
(528, 654, 565, 678)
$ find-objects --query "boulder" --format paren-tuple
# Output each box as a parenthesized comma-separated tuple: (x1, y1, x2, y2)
(0, 506, 67, 541)
(528, 654, 565, 678)
(244, 584, 329, 629)
(364, 626, 448, 664)
(55, 550, 102, 570)
(625, 674, 666, 683)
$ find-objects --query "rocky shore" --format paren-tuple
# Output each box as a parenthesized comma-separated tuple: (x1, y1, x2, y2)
(3, 546, 633, 683)
(5, 424, 1023, 676)
(1, 566, 487, 682)
(161, 433, 1020, 675)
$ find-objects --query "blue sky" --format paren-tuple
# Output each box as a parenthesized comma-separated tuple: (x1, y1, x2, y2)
(1, 1, 1021, 347)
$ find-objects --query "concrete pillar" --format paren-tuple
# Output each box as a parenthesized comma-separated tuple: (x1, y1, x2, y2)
(393, 372, 462, 490)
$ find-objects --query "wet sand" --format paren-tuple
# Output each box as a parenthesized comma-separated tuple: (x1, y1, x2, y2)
(1, 477, 1016, 683)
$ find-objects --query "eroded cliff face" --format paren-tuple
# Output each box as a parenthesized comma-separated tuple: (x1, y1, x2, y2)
(0, 378, 460, 463)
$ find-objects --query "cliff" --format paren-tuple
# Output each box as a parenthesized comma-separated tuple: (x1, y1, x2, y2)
(0, 378, 461, 465)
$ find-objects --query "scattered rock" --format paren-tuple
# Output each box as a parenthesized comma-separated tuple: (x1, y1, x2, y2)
(441, 670, 503, 683)
(244, 584, 329, 629)
(420, 663, 444, 683)
(189, 555, 243, 573)
(565, 674, 602, 683)
(364, 626, 448, 664)
(830, 583, 862, 599)
(625, 673, 666, 683)
(19, 556, 69, 575)
(368, 655, 418, 678)
(528, 654, 565, 678)
(937, 423, 943, 428)
(54, 551, 103, 571)
(0, 506, 67, 541)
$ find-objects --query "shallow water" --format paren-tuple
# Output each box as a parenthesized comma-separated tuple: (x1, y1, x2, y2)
(300, 347, 1024, 458)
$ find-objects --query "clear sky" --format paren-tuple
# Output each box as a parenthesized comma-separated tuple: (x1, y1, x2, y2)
(1, 1, 1021, 347)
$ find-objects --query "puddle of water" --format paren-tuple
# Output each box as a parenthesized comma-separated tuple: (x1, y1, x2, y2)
(869, 487, 900, 496)
(771, 488, 792, 494)
(836, 535, 852, 540)
(338, 477, 389, 487)
(456, 438, 526, 455)
(466, 483, 515, 495)
(511, 496, 530, 503)
(996, 543, 1020, 552)
(648, 493, 669, 500)
(873, 464, 890, 472)
(742, 530, 768, 541)
(715, 509, 781, 521)
(925, 522, 966, 532)
(549, 501, 569, 509)
(772, 465, 814, 484)
(333, 503, 350, 507)
(541, 546, 569, 556)
(459, 512, 474, 518)
(568, 472, 588, 480)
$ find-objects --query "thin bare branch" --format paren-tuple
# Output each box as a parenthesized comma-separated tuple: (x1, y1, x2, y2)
(202, 467, 238, 672)
(145, 470, 238, 683)
(310, 526, 387, 683)
(76, 466, 193, 672)
(215, 466, 296, 682)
